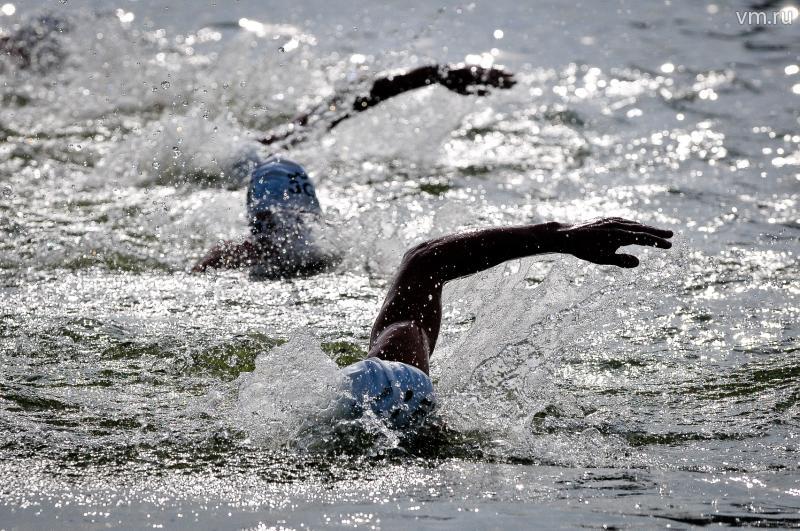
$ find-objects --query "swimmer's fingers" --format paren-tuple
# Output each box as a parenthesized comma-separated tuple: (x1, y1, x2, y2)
(485, 68, 516, 89)
(595, 253, 640, 268)
(602, 218, 674, 239)
(614, 229, 673, 249)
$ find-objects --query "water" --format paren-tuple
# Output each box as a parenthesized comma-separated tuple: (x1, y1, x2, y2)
(1, 0, 798, 528)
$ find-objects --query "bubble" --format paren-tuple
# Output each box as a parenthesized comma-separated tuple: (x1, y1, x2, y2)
(278, 46, 285, 53)
(161, 81, 171, 89)
(152, 161, 160, 169)
(1, 185, 12, 198)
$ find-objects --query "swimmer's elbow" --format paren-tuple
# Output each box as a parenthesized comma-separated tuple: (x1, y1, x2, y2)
(400, 240, 437, 268)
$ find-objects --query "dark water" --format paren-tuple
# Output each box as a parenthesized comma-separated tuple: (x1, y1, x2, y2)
(0, 0, 798, 528)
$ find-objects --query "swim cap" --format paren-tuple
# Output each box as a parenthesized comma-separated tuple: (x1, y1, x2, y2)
(246, 157, 321, 219)
(336, 358, 436, 428)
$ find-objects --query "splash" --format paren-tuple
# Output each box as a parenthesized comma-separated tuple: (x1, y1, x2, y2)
(234, 333, 341, 448)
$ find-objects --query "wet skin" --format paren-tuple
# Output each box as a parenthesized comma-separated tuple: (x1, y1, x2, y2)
(367, 218, 673, 374)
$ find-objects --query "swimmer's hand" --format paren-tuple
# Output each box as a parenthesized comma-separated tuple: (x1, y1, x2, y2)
(548, 218, 673, 268)
(438, 64, 516, 96)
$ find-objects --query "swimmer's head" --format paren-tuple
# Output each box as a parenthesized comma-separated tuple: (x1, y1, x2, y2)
(246, 156, 322, 234)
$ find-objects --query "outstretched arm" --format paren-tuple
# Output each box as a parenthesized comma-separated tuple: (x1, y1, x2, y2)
(367, 218, 673, 373)
(352, 64, 515, 110)
(257, 64, 515, 148)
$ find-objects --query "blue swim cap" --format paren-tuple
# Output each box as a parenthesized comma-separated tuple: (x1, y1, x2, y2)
(246, 157, 322, 219)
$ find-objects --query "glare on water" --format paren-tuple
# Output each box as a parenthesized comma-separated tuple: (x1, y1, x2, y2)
(0, 0, 798, 528)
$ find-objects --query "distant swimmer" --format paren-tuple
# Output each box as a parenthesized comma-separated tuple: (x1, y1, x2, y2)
(331, 218, 673, 428)
(191, 155, 333, 278)
(191, 63, 516, 277)
(0, 15, 68, 72)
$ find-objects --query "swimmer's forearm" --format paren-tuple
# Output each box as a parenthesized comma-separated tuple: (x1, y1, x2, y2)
(354, 65, 441, 110)
(403, 223, 562, 283)
(261, 66, 441, 145)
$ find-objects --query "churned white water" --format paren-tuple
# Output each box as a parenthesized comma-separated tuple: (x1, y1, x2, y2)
(0, 0, 798, 528)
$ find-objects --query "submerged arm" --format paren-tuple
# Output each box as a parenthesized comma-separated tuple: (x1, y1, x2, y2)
(191, 240, 260, 273)
(367, 218, 673, 372)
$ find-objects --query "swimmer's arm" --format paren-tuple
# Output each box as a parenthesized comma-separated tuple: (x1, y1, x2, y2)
(370, 218, 673, 356)
(353, 64, 516, 110)
(256, 65, 515, 147)
(410, 218, 673, 282)
(190, 240, 260, 273)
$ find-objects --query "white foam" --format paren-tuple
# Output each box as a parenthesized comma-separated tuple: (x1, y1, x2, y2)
(234, 333, 342, 449)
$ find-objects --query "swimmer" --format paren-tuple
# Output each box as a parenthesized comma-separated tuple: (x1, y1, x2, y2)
(191, 155, 334, 279)
(0, 15, 69, 72)
(191, 63, 516, 277)
(335, 218, 673, 428)
(2, 15, 514, 278)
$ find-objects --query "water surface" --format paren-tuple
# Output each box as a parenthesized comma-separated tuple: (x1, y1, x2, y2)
(0, 0, 798, 528)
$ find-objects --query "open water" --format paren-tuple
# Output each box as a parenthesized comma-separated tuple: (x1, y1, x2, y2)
(0, 0, 798, 528)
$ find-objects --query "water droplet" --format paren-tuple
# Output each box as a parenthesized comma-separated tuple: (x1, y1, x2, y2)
(1, 185, 12, 198)
(172, 146, 181, 158)
(161, 81, 171, 89)
(278, 46, 285, 53)
(240, 81, 247, 87)
(152, 161, 160, 169)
